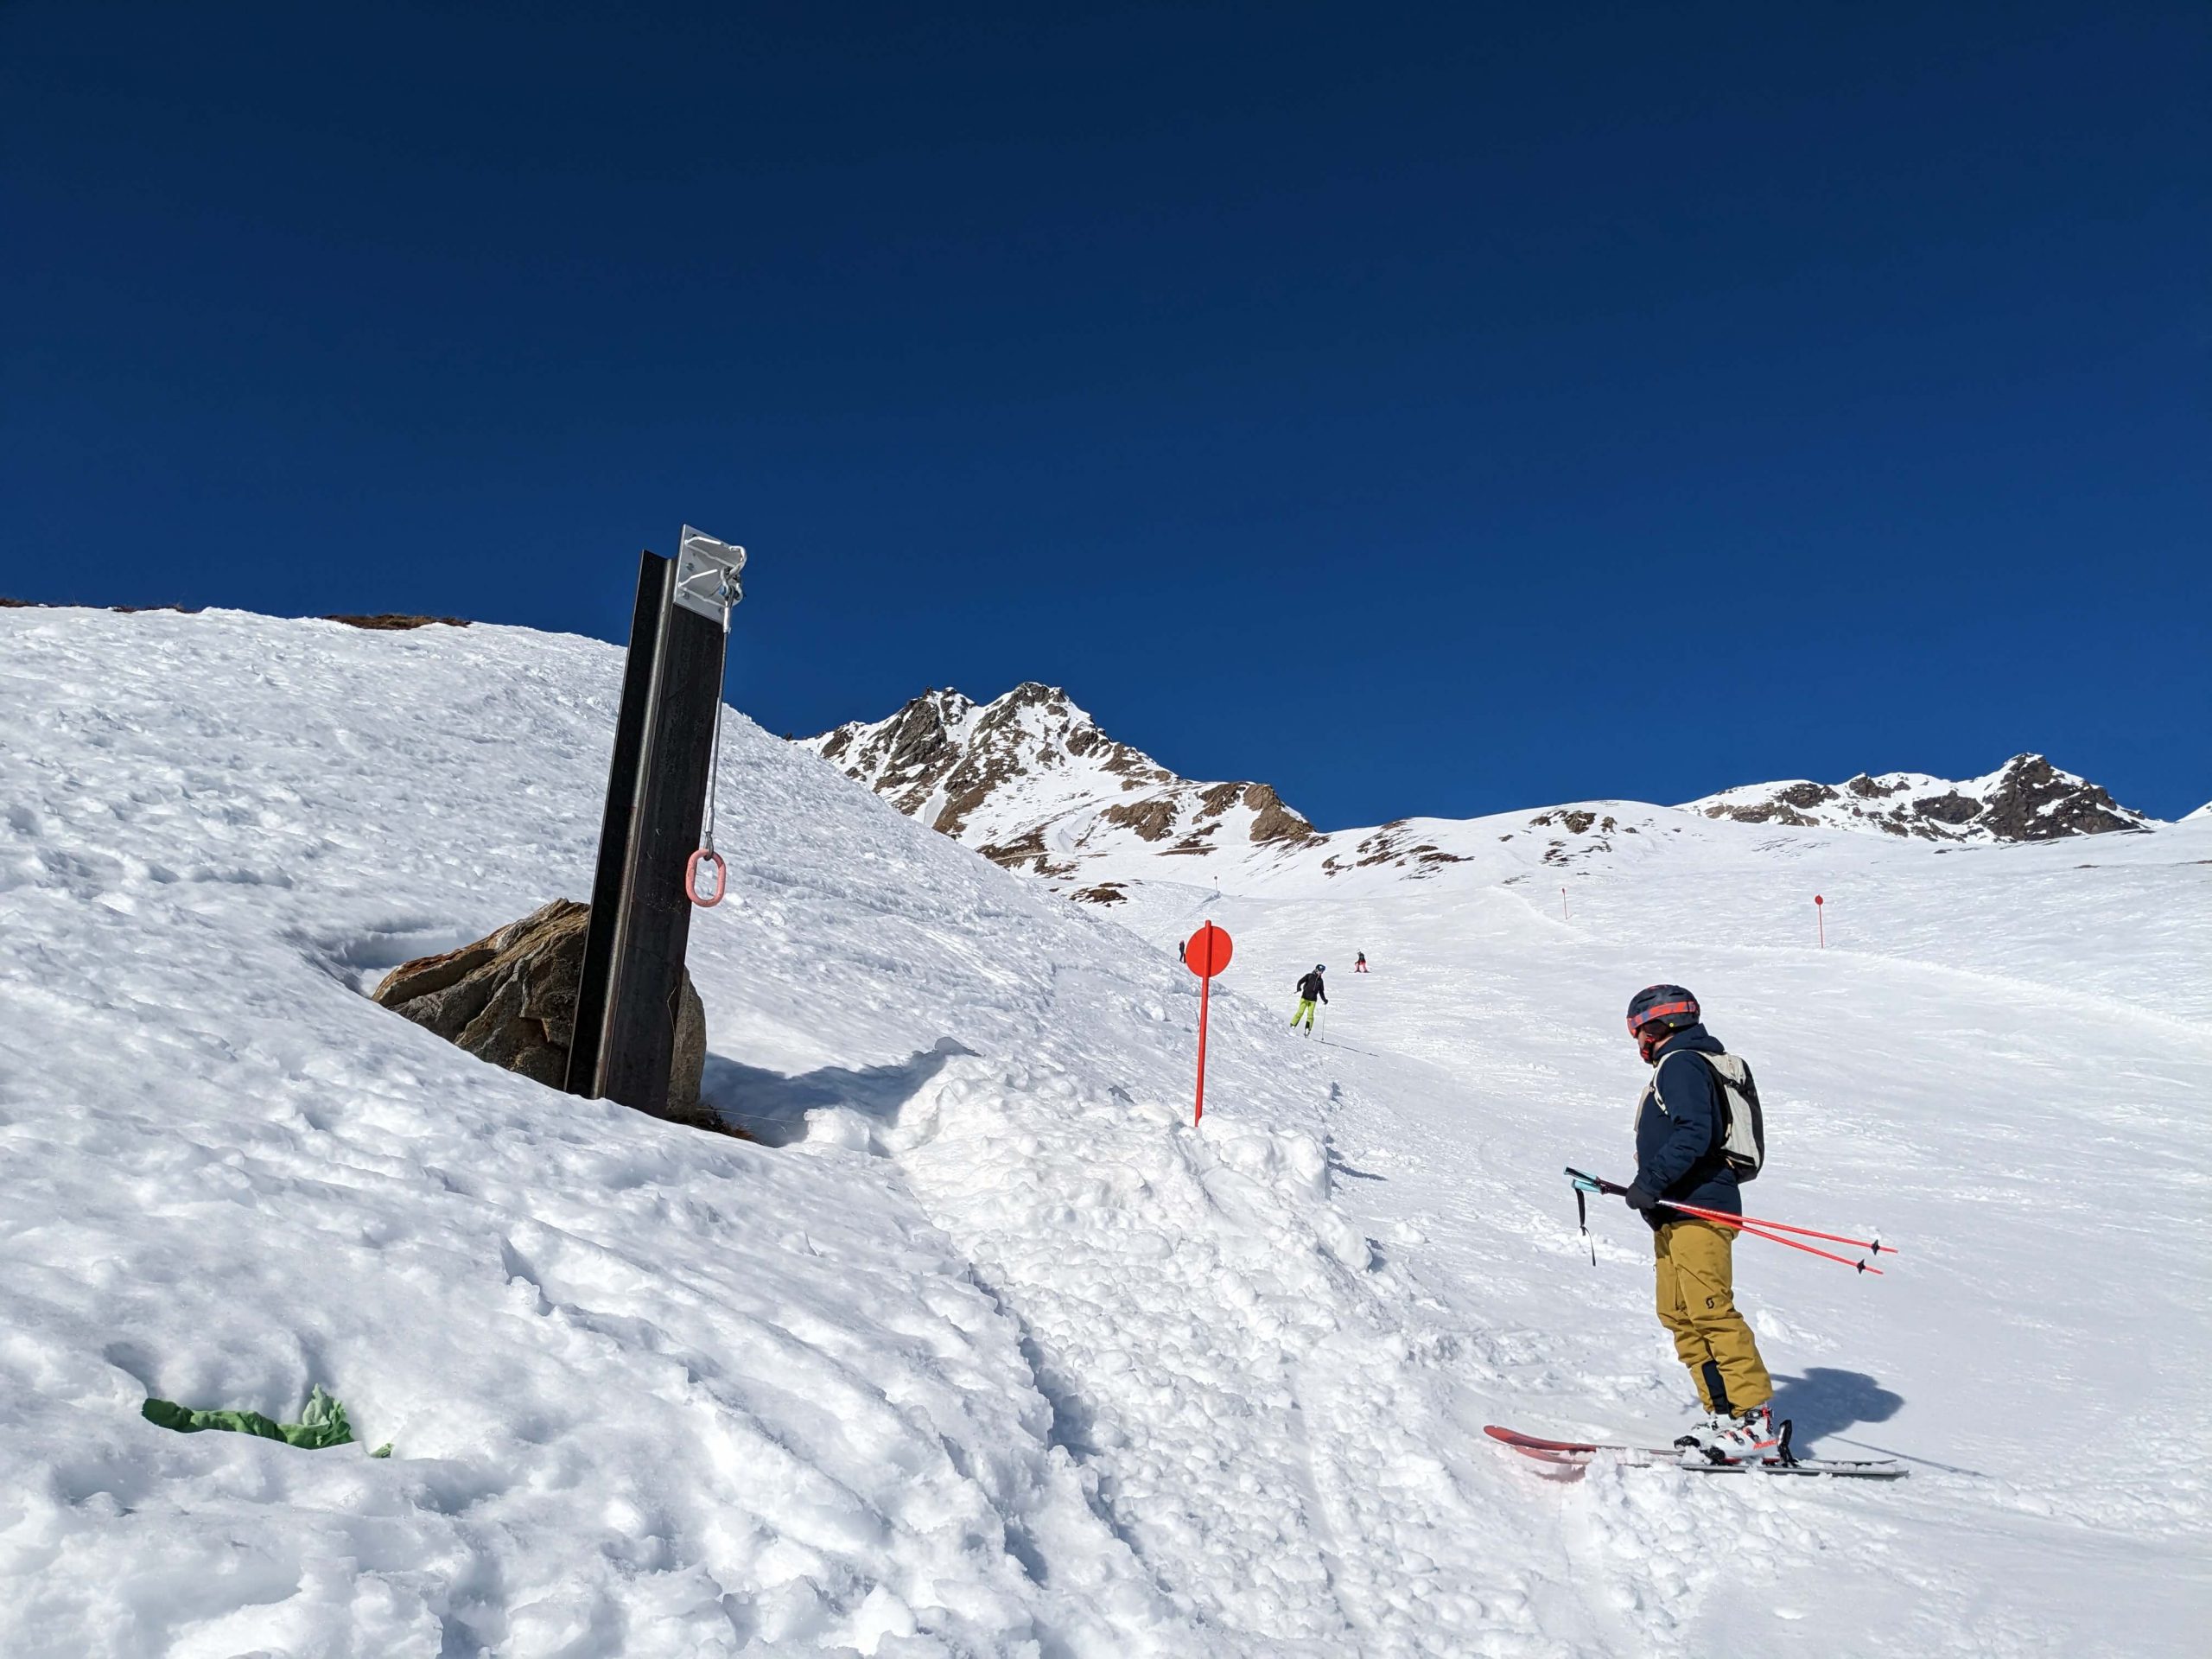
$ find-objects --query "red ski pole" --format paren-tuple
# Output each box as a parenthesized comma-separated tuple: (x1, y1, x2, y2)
(1711, 1215, 1885, 1274)
(1564, 1168, 1893, 1273)
(1653, 1195, 1894, 1256)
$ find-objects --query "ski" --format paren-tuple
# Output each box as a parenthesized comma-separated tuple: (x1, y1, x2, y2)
(1484, 1423, 1907, 1479)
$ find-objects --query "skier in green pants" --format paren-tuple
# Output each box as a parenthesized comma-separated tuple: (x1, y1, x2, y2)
(1292, 965, 1327, 1035)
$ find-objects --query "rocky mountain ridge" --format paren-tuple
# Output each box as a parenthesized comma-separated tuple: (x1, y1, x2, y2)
(802, 683, 1317, 880)
(1681, 754, 2153, 842)
(804, 689, 2164, 889)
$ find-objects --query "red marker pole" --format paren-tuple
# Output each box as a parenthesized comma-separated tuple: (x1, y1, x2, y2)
(1195, 972, 1212, 1122)
(1815, 893, 1825, 950)
(1183, 921, 1234, 1124)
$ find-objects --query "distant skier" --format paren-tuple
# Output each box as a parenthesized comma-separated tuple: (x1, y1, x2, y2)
(1621, 984, 1777, 1461)
(1354, 952, 1368, 973)
(1292, 965, 1327, 1035)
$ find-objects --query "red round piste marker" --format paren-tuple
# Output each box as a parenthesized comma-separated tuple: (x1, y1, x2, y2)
(1183, 921, 1233, 1122)
(1185, 922, 1233, 977)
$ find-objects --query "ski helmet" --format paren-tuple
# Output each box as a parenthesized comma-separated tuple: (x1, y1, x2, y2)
(1626, 984, 1699, 1062)
(1315, 963, 1326, 973)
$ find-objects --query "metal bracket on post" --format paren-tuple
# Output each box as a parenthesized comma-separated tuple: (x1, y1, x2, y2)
(566, 527, 744, 1116)
(673, 525, 746, 621)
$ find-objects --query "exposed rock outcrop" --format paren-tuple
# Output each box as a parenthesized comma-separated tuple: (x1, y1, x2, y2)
(1974, 755, 2146, 841)
(324, 613, 472, 631)
(802, 683, 1320, 880)
(0, 600, 467, 628)
(370, 899, 715, 1130)
(1684, 755, 2152, 843)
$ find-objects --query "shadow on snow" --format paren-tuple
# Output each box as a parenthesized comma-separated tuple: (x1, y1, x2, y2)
(1768, 1367, 1904, 1451)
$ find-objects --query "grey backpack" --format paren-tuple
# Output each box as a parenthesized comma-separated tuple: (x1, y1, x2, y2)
(1657, 1050, 1767, 1182)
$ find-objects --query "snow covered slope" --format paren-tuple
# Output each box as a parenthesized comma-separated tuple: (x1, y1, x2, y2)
(4, 607, 2208, 1657)
(1681, 753, 2154, 842)
(1090, 806, 2212, 1656)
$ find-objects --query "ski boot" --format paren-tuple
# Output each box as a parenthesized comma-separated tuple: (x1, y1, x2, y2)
(1673, 1414, 1726, 1453)
(1683, 1405, 1780, 1465)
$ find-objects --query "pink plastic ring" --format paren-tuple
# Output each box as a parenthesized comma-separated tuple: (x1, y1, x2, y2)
(684, 849, 728, 908)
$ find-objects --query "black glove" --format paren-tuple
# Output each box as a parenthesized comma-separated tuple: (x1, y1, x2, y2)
(1623, 1184, 1662, 1215)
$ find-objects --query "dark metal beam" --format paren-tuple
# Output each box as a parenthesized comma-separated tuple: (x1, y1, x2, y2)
(566, 550, 670, 1100)
(567, 537, 739, 1114)
(595, 581, 728, 1111)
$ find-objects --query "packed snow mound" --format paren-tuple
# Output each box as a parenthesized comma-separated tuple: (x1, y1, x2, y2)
(803, 683, 1317, 883)
(1681, 753, 2155, 842)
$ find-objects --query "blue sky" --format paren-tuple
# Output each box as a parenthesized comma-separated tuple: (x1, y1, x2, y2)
(4, 2, 2206, 824)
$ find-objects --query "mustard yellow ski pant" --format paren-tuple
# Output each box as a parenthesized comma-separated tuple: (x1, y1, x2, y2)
(1654, 1219, 1772, 1414)
(1291, 998, 1319, 1030)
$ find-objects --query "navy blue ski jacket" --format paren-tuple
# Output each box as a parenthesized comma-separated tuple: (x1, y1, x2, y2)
(1630, 1024, 1742, 1231)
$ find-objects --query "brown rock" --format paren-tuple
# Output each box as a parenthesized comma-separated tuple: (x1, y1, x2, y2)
(1774, 782, 1840, 810)
(1977, 754, 2146, 841)
(1100, 796, 1180, 842)
(1195, 781, 1243, 818)
(1911, 791, 1981, 826)
(371, 899, 716, 1130)
(324, 613, 472, 631)
(0, 597, 207, 614)
(976, 824, 1076, 876)
(1241, 783, 1319, 845)
(1701, 799, 1822, 828)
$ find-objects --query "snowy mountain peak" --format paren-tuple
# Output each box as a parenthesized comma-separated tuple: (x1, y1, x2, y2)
(804, 683, 1317, 878)
(1681, 753, 2154, 842)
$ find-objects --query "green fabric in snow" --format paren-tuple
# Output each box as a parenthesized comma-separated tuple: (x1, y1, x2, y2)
(142, 1382, 357, 1450)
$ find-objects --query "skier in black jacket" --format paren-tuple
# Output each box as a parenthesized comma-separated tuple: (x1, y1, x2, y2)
(1623, 983, 1777, 1462)
(1292, 965, 1327, 1035)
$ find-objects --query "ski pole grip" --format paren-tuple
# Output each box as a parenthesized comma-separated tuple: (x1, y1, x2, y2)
(684, 848, 728, 908)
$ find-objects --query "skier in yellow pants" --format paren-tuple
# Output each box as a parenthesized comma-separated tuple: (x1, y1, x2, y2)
(1622, 983, 1777, 1461)
(1653, 1218, 1771, 1419)
(1291, 965, 1327, 1035)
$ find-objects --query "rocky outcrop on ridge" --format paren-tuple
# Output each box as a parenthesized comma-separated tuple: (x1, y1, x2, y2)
(1683, 754, 2152, 842)
(804, 683, 1319, 875)
(809, 687, 2164, 893)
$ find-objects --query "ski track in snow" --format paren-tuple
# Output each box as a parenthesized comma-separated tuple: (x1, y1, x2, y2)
(0, 607, 2206, 1657)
